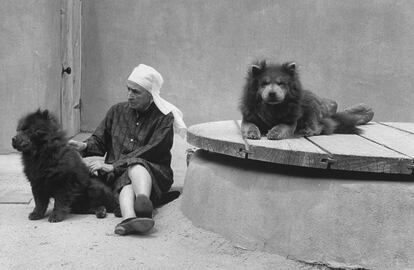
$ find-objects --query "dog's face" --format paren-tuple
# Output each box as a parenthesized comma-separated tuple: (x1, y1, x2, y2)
(251, 61, 300, 105)
(12, 110, 59, 152)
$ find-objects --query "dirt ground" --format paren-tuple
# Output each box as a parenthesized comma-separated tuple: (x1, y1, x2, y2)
(0, 136, 309, 270)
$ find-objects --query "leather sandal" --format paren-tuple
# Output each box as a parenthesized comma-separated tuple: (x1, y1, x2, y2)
(114, 217, 154, 235)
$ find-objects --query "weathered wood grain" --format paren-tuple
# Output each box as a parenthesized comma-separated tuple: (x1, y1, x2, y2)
(381, 122, 414, 134)
(308, 134, 412, 174)
(247, 137, 329, 169)
(233, 120, 329, 168)
(187, 121, 247, 158)
(359, 123, 414, 158)
(188, 120, 329, 168)
(61, 0, 81, 137)
(187, 120, 414, 174)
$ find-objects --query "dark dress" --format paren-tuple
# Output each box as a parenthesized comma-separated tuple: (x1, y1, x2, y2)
(81, 102, 174, 203)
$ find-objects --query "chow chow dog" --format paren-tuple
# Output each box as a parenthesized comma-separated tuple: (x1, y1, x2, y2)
(12, 109, 118, 222)
(239, 60, 373, 140)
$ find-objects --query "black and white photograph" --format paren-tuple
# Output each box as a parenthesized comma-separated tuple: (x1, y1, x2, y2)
(1, 1, 414, 269)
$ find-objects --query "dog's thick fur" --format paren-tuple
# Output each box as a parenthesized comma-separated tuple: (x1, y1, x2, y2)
(240, 61, 363, 140)
(12, 109, 118, 222)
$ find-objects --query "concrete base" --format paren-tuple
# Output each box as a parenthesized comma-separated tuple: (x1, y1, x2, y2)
(181, 150, 414, 270)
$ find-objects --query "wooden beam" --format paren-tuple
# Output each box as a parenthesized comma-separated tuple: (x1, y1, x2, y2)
(308, 133, 412, 174)
(188, 120, 330, 169)
(247, 136, 329, 169)
(380, 122, 414, 134)
(359, 122, 414, 158)
(60, 0, 81, 137)
(187, 120, 414, 174)
(187, 121, 247, 159)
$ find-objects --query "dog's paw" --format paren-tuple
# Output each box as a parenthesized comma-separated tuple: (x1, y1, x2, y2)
(28, 212, 44, 220)
(245, 126, 261, 139)
(95, 206, 107, 219)
(296, 127, 317, 137)
(48, 211, 65, 223)
(267, 125, 292, 140)
(113, 205, 122, 218)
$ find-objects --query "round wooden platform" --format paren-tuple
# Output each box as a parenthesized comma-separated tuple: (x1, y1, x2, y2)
(187, 120, 414, 174)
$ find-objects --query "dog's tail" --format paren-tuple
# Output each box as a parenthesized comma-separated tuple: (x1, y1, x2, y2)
(321, 112, 361, 135)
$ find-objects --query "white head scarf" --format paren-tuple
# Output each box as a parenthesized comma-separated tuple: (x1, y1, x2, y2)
(127, 64, 187, 138)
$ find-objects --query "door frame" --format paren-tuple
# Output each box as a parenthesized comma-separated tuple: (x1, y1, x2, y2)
(60, 0, 82, 138)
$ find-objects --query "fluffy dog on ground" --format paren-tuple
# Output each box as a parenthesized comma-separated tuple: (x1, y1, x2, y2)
(240, 60, 373, 140)
(12, 109, 118, 222)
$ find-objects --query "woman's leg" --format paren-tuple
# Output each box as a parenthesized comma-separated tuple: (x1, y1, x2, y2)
(118, 164, 152, 219)
(119, 184, 135, 220)
(128, 164, 153, 217)
(115, 164, 154, 235)
(128, 164, 152, 197)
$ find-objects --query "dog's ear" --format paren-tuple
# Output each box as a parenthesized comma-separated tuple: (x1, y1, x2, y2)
(251, 65, 261, 76)
(283, 62, 296, 74)
(40, 109, 52, 120)
(252, 60, 266, 77)
(35, 108, 43, 116)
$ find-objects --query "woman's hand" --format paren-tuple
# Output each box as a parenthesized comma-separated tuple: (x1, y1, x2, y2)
(87, 160, 114, 175)
(68, 139, 87, 151)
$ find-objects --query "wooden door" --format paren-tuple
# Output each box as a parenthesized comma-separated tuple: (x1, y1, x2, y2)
(60, 0, 81, 137)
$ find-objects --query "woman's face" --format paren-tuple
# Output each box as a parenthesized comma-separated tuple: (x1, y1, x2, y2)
(126, 80, 153, 112)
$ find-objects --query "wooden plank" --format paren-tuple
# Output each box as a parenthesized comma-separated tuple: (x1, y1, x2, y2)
(187, 121, 247, 158)
(308, 134, 412, 174)
(234, 120, 329, 168)
(61, 0, 81, 137)
(247, 137, 329, 169)
(359, 123, 414, 158)
(71, 0, 82, 132)
(187, 120, 414, 174)
(381, 122, 414, 134)
(188, 120, 329, 168)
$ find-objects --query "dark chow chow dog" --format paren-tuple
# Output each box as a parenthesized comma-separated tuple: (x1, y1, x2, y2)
(12, 109, 118, 222)
(240, 60, 373, 140)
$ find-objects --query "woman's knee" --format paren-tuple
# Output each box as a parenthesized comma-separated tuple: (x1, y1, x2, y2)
(127, 164, 152, 196)
(128, 164, 151, 182)
(128, 164, 148, 175)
